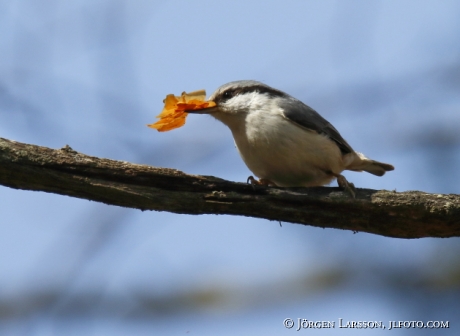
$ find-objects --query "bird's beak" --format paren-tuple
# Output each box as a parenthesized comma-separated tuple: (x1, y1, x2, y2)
(185, 102, 218, 114)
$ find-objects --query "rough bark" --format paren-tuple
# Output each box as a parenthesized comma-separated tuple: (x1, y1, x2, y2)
(1, 137, 459, 239)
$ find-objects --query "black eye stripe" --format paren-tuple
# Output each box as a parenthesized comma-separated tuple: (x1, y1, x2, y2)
(217, 85, 286, 103)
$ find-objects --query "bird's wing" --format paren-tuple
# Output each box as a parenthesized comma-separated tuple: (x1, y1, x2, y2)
(279, 97, 354, 154)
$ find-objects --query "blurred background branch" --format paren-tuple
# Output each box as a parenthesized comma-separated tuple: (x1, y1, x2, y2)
(1, 137, 459, 239)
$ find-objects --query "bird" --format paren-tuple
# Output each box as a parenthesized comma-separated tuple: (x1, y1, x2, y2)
(186, 80, 394, 197)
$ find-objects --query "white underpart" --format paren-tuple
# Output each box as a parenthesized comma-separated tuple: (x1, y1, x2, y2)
(212, 92, 346, 187)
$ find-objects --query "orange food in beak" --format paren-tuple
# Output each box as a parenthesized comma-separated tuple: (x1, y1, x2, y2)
(148, 90, 216, 132)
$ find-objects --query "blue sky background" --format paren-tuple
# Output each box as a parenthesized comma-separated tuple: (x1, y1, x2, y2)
(1, 1, 460, 335)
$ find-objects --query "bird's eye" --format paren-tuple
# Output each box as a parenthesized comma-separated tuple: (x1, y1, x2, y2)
(222, 90, 235, 100)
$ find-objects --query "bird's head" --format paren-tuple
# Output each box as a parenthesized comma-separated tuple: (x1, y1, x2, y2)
(186, 80, 287, 128)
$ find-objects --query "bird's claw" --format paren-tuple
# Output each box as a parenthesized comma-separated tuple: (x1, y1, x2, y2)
(336, 175, 356, 198)
(247, 176, 275, 187)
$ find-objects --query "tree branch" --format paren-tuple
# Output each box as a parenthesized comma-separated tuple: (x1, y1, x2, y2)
(1, 137, 459, 238)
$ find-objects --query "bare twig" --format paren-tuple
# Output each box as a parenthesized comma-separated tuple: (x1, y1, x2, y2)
(1, 137, 459, 238)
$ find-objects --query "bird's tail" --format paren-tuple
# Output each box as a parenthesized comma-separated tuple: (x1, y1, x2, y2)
(345, 152, 394, 176)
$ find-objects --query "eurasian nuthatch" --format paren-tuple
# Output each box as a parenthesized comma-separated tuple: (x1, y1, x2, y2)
(187, 80, 394, 196)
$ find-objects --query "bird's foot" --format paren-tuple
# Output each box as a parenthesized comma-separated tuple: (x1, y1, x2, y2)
(247, 176, 275, 187)
(336, 175, 356, 198)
